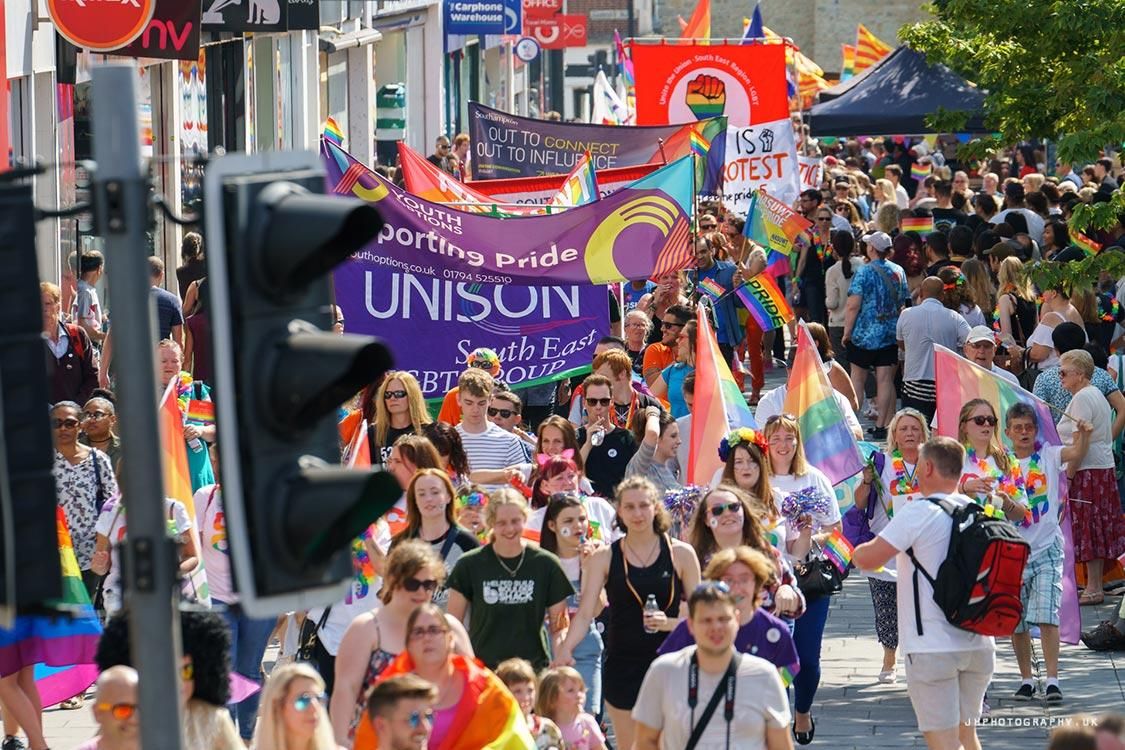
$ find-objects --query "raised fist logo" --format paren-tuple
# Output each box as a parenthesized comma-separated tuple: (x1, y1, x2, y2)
(759, 128, 775, 153)
(685, 74, 726, 120)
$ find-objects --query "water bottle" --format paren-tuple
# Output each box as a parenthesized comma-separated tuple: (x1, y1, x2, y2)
(643, 594, 660, 634)
(591, 427, 605, 447)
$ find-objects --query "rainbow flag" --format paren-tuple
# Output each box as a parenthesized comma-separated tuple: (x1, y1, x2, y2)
(186, 398, 215, 425)
(17, 509, 102, 707)
(689, 307, 757, 484)
(396, 141, 545, 216)
(344, 418, 371, 469)
(841, 43, 856, 80)
(614, 30, 636, 122)
(549, 150, 600, 207)
(900, 215, 934, 234)
(765, 249, 792, 279)
(734, 273, 794, 332)
(698, 277, 726, 300)
(677, 0, 711, 42)
(821, 529, 854, 574)
(744, 189, 813, 257)
(1069, 226, 1102, 257)
(323, 116, 344, 145)
(933, 344, 1060, 448)
(854, 23, 893, 72)
(159, 379, 211, 605)
(782, 322, 864, 484)
(911, 161, 931, 181)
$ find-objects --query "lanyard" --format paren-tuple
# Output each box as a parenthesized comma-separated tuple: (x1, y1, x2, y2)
(687, 652, 739, 750)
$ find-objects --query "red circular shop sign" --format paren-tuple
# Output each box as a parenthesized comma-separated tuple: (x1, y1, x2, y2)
(48, 0, 156, 52)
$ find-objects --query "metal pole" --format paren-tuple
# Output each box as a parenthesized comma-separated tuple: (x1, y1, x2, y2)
(90, 63, 185, 750)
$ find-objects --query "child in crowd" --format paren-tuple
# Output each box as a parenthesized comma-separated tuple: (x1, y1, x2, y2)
(455, 484, 490, 542)
(495, 659, 563, 750)
(536, 667, 606, 750)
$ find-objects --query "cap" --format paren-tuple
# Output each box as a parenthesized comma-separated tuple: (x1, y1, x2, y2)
(861, 231, 893, 253)
(983, 242, 1017, 260)
(823, 155, 839, 167)
(966, 326, 996, 345)
(466, 347, 502, 376)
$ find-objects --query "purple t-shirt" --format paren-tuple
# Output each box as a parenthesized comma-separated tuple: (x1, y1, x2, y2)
(657, 608, 800, 684)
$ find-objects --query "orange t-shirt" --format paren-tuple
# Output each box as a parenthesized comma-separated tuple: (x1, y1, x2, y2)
(642, 343, 675, 407)
(437, 388, 461, 425)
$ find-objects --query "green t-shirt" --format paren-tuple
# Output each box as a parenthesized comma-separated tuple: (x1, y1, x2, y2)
(447, 544, 573, 671)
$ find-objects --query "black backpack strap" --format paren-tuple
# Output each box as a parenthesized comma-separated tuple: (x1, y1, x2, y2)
(903, 497, 956, 637)
(92, 451, 106, 513)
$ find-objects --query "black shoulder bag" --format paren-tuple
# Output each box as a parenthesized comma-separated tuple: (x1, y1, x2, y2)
(684, 651, 741, 750)
(296, 607, 333, 663)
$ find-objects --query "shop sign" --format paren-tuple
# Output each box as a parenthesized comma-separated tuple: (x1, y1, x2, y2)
(444, 0, 506, 35)
(201, 0, 287, 32)
(48, 0, 156, 51)
(114, 0, 201, 60)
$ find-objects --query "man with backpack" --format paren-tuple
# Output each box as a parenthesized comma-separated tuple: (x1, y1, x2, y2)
(853, 437, 1001, 750)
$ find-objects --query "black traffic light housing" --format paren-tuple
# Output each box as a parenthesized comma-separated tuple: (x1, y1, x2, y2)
(0, 181, 62, 612)
(203, 152, 400, 617)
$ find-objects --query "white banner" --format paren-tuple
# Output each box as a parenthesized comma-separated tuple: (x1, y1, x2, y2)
(797, 155, 822, 192)
(719, 120, 800, 217)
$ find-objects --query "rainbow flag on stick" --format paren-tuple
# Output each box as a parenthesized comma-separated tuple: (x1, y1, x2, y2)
(734, 273, 794, 332)
(744, 189, 813, 257)
(783, 322, 864, 484)
(698, 277, 726, 301)
(764, 249, 791, 279)
(910, 161, 931, 181)
(900, 216, 934, 234)
(323, 116, 344, 145)
(822, 529, 854, 574)
(841, 43, 856, 80)
(1068, 226, 1102, 257)
(854, 23, 892, 72)
(689, 307, 757, 484)
(677, 0, 711, 42)
(549, 150, 599, 207)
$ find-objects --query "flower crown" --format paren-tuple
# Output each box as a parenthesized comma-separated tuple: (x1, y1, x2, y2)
(941, 268, 966, 291)
(456, 490, 488, 510)
(718, 427, 768, 462)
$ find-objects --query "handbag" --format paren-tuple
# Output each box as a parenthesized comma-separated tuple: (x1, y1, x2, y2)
(795, 541, 849, 600)
(296, 607, 332, 663)
(842, 453, 884, 547)
(1017, 349, 1040, 391)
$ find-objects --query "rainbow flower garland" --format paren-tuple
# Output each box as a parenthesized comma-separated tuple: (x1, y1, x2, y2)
(1099, 295, 1121, 323)
(965, 445, 1026, 504)
(889, 449, 919, 497)
(718, 427, 768, 462)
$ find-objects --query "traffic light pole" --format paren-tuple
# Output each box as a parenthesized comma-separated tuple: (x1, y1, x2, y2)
(91, 63, 185, 750)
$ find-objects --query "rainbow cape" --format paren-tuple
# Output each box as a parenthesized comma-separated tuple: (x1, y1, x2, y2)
(1068, 226, 1102, 257)
(734, 273, 793, 332)
(900, 216, 934, 234)
(353, 653, 535, 750)
(854, 23, 892, 72)
(323, 117, 344, 145)
(9, 510, 102, 707)
(782, 322, 864, 484)
(744, 189, 813, 258)
(549, 150, 600, 207)
(689, 307, 757, 484)
(910, 162, 931, 181)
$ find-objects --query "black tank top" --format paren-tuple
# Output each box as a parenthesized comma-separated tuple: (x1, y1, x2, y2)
(605, 535, 684, 659)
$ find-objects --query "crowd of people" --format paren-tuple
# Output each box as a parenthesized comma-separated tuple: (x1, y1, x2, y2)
(3, 139, 1125, 750)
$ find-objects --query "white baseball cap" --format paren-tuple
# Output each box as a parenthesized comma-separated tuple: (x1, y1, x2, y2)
(966, 326, 997, 345)
(861, 231, 893, 253)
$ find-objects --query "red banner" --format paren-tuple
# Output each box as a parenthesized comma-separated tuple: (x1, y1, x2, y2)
(630, 41, 789, 126)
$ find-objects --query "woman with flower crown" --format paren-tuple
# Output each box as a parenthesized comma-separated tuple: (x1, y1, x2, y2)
(852, 407, 929, 683)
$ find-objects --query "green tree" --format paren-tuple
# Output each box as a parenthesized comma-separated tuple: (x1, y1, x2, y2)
(901, 0, 1125, 231)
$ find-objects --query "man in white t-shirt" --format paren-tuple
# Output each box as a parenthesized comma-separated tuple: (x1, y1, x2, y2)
(632, 583, 791, 750)
(1003, 403, 1085, 703)
(854, 437, 994, 750)
(454, 369, 528, 484)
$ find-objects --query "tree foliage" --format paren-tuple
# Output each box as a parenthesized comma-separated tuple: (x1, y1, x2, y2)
(901, 0, 1125, 228)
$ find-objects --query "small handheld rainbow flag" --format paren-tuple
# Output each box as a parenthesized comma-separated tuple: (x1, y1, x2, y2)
(764, 249, 791, 279)
(1068, 226, 1102, 257)
(910, 161, 931, 181)
(323, 117, 344, 145)
(734, 273, 793, 332)
(901, 216, 934, 234)
(744, 189, 813, 257)
(698, 277, 726, 301)
(822, 529, 854, 574)
(549, 150, 599, 207)
(186, 399, 215, 425)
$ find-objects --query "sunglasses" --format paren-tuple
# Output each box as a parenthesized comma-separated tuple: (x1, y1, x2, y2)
(81, 411, 109, 421)
(488, 407, 517, 419)
(693, 580, 731, 595)
(661, 321, 684, 329)
(816, 216, 832, 222)
(53, 418, 80, 429)
(764, 413, 797, 424)
(961, 415, 998, 427)
(585, 397, 612, 407)
(333, 318, 345, 326)
(709, 501, 743, 518)
(409, 624, 449, 640)
(293, 692, 327, 712)
(699, 224, 717, 230)
(97, 702, 138, 721)
(384, 390, 408, 400)
(402, 577, 439, 593)
(407, 709, 434, 729)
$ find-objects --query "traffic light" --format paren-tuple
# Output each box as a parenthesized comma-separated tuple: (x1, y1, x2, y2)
(0, 181, 62, 613)
(203, 151, 399, 617)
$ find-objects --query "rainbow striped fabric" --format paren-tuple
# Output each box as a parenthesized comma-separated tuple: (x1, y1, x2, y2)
(677, 0, 711, 42)
(841, 43, 856, 80)
(698, 277, 726, 300)
(900, 216, 934, 234)
(854, 23, 892, 72)
(160, 379, 211, 605)
(821, 529, 854, 574)
(1068, 226, 1102, 257)
(549, 150, 599, 207)
(910, 161, 931, 181)
(735, 272, 794, 332)
(782, 323, 865, 484)
(688, 307, 757, 484)
(744, 189, 813, 258)
(323, 116, 344, 145)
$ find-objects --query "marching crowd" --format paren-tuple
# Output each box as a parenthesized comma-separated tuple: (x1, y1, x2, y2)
(3, 141, 1125, 750)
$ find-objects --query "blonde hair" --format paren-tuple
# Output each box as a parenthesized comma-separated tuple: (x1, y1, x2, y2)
(875, 178, 896, 204)
(494, 658, 537, 688)
(1059, 349, 1094, 380)
(40, 281, 61, 303)
(874, 203, 901, 235)
(184, 699, 243, 750)
(702, 545, 777, 607)
(251, 664, 336, 750)
(535, 667, 585, 723)
(485, 487, 529, 537)
(960, 258, 995, 318)
(157, 338, 184, 358)
(374, 371, 432, 447)
(762, 414, 808, 476)
(886, 408, 931, 453)
(957, 398, 1008, 472)
(997, 256, 1033, 300)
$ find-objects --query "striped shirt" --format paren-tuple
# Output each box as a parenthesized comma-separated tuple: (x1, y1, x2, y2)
(456, 423, 528, 481)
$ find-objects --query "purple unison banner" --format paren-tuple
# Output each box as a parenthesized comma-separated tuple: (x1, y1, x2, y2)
(334, 263, 608, 399)
(322, 139, 695, 286)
